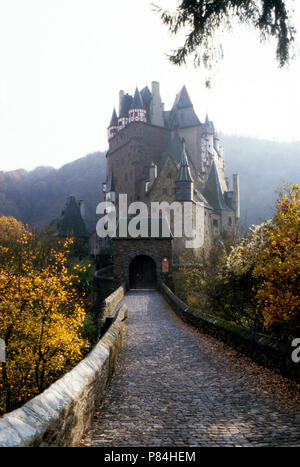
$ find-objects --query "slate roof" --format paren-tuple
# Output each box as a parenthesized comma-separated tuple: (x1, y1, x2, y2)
(167, 86, 201, 129)
(203, 114, 214, 131)
(140, 86, 152, 123)
(58, 195, 88, 237)
(176, 141, 193, 182)
(161, 132, 184, 166)
(203, 162, 229, 210)
(131, 87, 144, 109)
(173, 85, 193, 109)
(109, 108, 118, 126)
(140, 86, 151, 105)
(119, 93, 133, 118)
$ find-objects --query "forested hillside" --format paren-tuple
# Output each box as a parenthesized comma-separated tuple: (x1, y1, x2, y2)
(0, 152, 106, 233)
(222, 135, 300, 230)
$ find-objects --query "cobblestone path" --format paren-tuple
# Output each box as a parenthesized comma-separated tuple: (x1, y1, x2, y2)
(80, 291, 300, 447)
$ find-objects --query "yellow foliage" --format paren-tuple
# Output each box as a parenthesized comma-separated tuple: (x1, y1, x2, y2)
(254, 185, 300, 332)
(0, 219, 89, 414)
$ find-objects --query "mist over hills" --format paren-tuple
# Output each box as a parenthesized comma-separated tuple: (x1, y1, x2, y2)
(0, 135, 299, 233)
(222, 135, 300, 230)
(0, 151, 106, 233)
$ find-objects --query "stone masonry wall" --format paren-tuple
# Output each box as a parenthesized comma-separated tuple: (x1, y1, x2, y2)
(160, 282, 300, 384)
(113, 238, 173, 288)
(98, 284, 126, 334)
(0, 304, 128, 447)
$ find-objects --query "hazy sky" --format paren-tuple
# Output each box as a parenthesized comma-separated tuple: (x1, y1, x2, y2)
(0, 0, 299, 172)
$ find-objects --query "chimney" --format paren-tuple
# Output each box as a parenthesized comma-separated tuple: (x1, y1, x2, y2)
(119, 90, 124, 114)
(150, 81, 164, 127)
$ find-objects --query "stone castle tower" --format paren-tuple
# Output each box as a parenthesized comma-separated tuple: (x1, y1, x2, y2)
(102, 82, 240, 288)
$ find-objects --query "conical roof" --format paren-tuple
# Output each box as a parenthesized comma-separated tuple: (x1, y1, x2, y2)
(203, 161, 228, 210)
(173, 85, 193, 109)
(119, 93, 133, 118)
(130, 87, 144, 109)
(161, 132, 184, 166)
(204, 113, 214, 131)
(140, 86, 151, 105)
(176, 140, 193, 182)
(58, 195, 88, 237)
(169, 85, 201, 129)
(109, 108, 118, 126)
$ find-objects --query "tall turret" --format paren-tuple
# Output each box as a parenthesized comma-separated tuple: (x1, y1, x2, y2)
(176, 140, 193, 201)
(129, 87, 147, 123)
(107, 108, 118, 140)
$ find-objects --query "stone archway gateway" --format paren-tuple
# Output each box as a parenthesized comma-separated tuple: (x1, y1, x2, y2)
(129, 255, 157, 289)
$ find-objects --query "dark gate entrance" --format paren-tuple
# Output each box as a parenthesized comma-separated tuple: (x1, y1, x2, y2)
(129, 255, 157, 289)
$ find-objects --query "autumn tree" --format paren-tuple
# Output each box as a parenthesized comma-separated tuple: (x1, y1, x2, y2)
(154, 0, 295, 71)
(254, 184, 300, 338)
(0, 219, 89, 414)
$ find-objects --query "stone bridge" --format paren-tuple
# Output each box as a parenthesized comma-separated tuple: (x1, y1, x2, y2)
(79, 290, 299, 447)
(1, 288, 299, 447)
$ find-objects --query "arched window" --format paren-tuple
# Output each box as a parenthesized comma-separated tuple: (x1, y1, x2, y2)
(161, 257, 170, 273)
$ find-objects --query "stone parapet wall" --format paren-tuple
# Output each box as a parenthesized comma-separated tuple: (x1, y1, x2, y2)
(0, 304, 128, 447)
(98, 284, 126, 333)
(160, 282, 299, 384)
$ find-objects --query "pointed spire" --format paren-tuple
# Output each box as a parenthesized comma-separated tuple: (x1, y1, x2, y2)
(203, 161, 228, 210)
(176, 139, 192, 182)
(119, 93, 133, 118)
(109, 108, 118, 126)
(174, 85, 193, 110)
(131, 87, 144, 109)
(58, 195, 88, 238)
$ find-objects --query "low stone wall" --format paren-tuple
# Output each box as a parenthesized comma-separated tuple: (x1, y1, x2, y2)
(93, 266, 118, 317)
(98, 283, 126, 335)
(0, 304, 128, 447)
(160, 282, 300, 384)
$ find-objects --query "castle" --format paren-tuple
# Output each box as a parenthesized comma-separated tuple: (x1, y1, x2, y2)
(102, 82, 240, 289)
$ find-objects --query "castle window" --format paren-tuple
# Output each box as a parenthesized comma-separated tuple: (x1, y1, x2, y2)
(228, 217, 232, 226)
(167, 172, 172, 179)
(163, 188, 167, 195)
(161, 257, 170, 273)
(213, 219, 218, 228)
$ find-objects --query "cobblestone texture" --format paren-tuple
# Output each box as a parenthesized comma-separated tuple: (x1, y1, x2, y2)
(80, 291, 300, 447)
